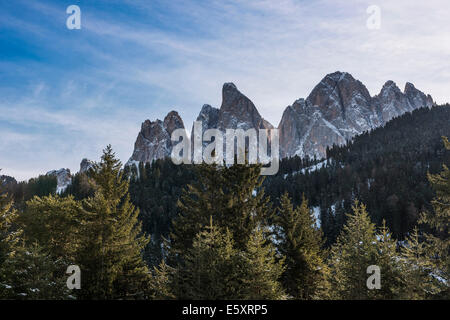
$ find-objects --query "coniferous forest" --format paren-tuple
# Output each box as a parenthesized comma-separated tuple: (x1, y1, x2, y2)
(0, 105, 449, 300)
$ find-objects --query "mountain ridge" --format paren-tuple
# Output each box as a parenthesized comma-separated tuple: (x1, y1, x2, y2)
(128, 71, 434, 164)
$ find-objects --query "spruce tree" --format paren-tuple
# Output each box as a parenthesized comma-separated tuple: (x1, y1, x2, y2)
(0, 191, 19, 267)
(276, 193, 329, 299)
(372, 220, 403, 299)
(173, 218, 244, 299)
(220, 164, 273, 249)
(241, 226, 286, 300)
(328, 201, 378, 299)
(0, 190, 20, 297)
(20, 195, 83, 261)
(170, 164, 225, 257)
(76, 145, 150, 299)
(170, 217, 286, 300)
(149, 260, 176, 300)
(1, 191, 69, 299)
(400, 227, 442, 299)
(2, 242, 70, 299)
(171, 163, 273, 256)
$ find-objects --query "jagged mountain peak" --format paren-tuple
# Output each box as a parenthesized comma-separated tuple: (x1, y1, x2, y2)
(382, 80, 397, 87)
(196, 104, 219, 128)
(404, 82, 416, 93)
(127, 110, 185, 165)
(80, 158, 95, 173)
(223, 82, 238, 91)
(221, 82, 250, 110)
(374, 79, 433, 121)
(140, 119, 164, 139)
(289, 98, 308, 113)
(219, 82, 273, 130)
(200, 103, 217, 114)
(221, 82, 241, 110)
(307, 71, 372, 110)
(316, 71, 365, 91)
(163, 110, 184, 135)
(379, 80, 402, 95)
(46, 168, 71, 176)
(279, 72, 434, 159)
(324, 71, 352, 82)
(404, 83, 434, 109)
(128, 72, 434, 165)
(198, 104, 219, 119)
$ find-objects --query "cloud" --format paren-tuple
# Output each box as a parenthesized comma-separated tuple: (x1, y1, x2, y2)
(0, 98, 141, 181)
(80, 0, 450, 118)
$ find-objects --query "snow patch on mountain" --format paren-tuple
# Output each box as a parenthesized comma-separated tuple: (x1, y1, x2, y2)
(46, 168, 71, 194)
(312, 206, 321, 228)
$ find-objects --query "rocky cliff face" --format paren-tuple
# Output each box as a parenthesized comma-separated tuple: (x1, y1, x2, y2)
(280, 72, 378, 159)
(80, 158, 95, 173)
(372, 81, 434, 125)
(404, 82, 434, 110)
(128, 83, 274, 166)
(128, 72, 434, 164)
(127, 111, 185, 165)
(191, 104, 220, 152)
(190, 83, 274, 161)
(196, 104, 220, 130)
(279, 72, 434, 159)
(216, 83, 273, 131)
(192, 83, 273, 134)
(44, 159, 94, 193)
(46, 168, 71, 194)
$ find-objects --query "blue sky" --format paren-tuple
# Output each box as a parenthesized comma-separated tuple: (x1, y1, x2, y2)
(1, 0, 449, 180)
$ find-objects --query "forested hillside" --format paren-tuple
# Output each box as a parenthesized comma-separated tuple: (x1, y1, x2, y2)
(125, 105, 450, 254)
(265, 105, 450, 243)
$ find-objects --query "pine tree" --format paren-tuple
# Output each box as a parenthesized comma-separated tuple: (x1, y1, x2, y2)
(328, 201, 378, 299)
(20, 195, 83, 261)
(76, 145, 151, 299)
(126, 159, 195, 268)
(372, 220, 404, 299)
(171, 163, 273, 256)
(400, 227, 441, 299)
(419, 136, 449, 296)
(0, 190, 20, 297)
(149, 260, 176, 300)
(170, 164, 225, 257)
(2, 242, 71, 299)
(220, 164, 273, 249)
(1, 191, 69, 299)
(241, 226, 286, 300)
(0, 191, 19, 265)
(276, 193, 329, 299)
(173, 218, 244, 299)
